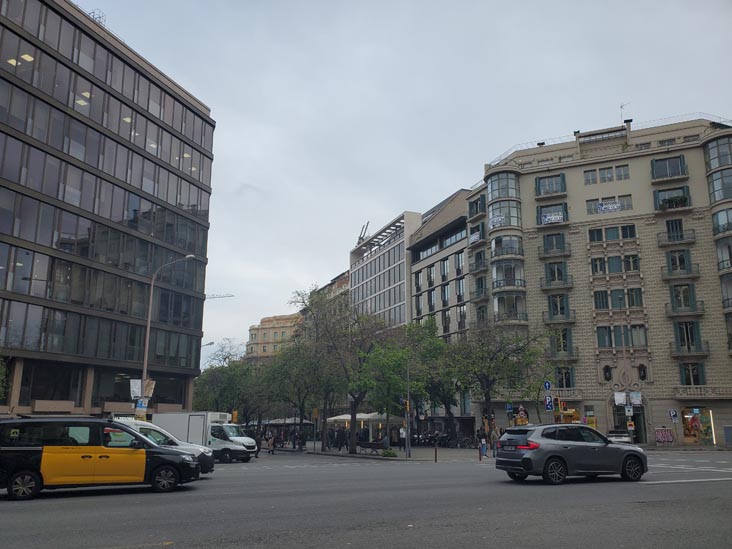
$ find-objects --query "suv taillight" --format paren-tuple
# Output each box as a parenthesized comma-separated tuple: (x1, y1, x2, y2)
(516, 441, 540, 450)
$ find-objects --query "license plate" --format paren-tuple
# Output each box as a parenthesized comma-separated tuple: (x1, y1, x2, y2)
(503, 445, 516, 451)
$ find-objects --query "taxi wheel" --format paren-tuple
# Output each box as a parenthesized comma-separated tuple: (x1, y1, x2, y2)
(151, 465, 179, 493)
(8, 470, 42, 500)
(220, 449, 232, 463)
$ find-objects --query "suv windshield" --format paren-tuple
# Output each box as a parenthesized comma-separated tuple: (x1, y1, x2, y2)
(139, 427, 172, 445)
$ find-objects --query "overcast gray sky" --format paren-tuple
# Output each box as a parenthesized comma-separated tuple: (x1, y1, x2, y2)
(76, 0, 732, 364)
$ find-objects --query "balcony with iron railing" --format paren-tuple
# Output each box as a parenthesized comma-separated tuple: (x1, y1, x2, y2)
(723, 298, 732, 312)
(468, 231, 487, 248)
(494, 312, 529, 323)
(469, 259, 489, 274)
(673, 385, 732, 399)
(470, 287, 490, 302)
(540, 275, 574, 291)
(547, 346, 580, 361)
(542, 310, 577, 324)
(651, 166, 689, 184)
(657, 229, 696, 246)
(538, 243, 571, 259)
(492, 278, 527, 291)
(713, 222, 732, 238)
(719, 259, 732, 275)
(669, 341, 710, 357)
(468, 201, 487, 222)
(491, 246, 524, 260)
(535, 183, 568, 201)
(661, 264, 700, 280)
(665, 301, 705, 317)
(654, 195, 691, 214)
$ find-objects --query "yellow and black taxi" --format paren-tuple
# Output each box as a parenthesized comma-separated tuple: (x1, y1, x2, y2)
(0, 417, 200, 500)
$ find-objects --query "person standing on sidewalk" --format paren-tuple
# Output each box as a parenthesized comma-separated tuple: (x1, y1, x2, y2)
(479, 427, 488, 458)
(399, 426, 406, 451)
(490, 428, 499, 458)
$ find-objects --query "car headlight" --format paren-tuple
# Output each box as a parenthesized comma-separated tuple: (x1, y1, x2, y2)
(202, 448, 213, 456)
(182, 455, 194, 462)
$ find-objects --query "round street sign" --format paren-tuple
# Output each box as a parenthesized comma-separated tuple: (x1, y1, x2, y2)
(543, 380, 552, 391)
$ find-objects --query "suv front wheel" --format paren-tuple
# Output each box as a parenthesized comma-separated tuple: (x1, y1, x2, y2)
(542, 458, 567, 485)
(621, 456, 644, 482)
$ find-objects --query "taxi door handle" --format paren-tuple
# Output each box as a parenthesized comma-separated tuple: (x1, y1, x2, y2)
(98, 455, 111, 459)
(81, 455, 93, 459)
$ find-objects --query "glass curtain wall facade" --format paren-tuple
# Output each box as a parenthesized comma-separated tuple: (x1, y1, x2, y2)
(0, 0, 213, 413)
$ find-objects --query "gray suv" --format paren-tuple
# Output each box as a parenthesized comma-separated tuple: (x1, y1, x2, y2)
(496, 424, 647, 484)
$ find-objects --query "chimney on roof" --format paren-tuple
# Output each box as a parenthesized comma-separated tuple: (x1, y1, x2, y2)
(624, 119, 633, 145)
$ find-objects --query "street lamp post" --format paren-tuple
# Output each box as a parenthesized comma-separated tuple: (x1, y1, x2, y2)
(140, 255, 195, 399)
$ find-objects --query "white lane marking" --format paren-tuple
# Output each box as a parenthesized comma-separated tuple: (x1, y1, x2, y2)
(649, 464, 732, 474)
(643, 477, 732, 485)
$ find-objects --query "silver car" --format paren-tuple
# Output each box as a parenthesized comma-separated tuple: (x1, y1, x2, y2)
(495, 424, 647, 484)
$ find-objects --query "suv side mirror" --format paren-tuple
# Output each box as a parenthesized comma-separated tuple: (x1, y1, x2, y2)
(130, 439, 143, 450)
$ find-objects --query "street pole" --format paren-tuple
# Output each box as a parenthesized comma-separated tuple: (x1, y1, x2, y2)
(406, 362, 411, 459)
(140, 254, 195, 407)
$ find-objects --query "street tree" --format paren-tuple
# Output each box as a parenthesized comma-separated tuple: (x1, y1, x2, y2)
(292, 288, 393, 454)
(450, 322, 549, 433)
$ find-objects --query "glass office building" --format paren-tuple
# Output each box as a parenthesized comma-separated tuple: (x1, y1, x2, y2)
(0, 0, 213, 414)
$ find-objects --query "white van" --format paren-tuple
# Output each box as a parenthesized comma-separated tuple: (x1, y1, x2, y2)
(152, 412, 257, 463)
(115, 418, 215, 473)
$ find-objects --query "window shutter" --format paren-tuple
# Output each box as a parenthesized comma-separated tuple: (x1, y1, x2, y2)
(560, 173, 566, 192)
(684, 249, 691, 268)
(690, 284, 696, 305)
(651, 159, 657, 179)
(699, 364, 706, 385)
(562, 203, 568, 221)
(569, 367, 575, 388)
(653, 189, 659, 209)
(535, 177, 540, 196)
(536, 206, 541, 226)
(679, 364, 686, 385)
(544, 263, 551, 281)
(665, 251, 673, 272)
(559, 233, 565, 247)
(680, 154, 687, 175)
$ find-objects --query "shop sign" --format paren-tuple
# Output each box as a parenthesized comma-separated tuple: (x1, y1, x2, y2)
(541, 212, 564, 224)
(627, 420, 636, 431)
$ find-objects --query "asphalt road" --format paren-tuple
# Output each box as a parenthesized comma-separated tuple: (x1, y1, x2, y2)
(1, 449, 731, 548)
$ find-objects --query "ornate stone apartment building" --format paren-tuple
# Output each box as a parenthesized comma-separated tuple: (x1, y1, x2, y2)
(465, 116, 732, 445)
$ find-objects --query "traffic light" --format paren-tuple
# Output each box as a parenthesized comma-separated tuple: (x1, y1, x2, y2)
(553, 397, 560, 410)
(405, 400, 410, 412)
(561, 401, 568, 412)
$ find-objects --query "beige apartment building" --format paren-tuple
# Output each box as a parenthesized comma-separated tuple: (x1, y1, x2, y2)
(246, 313, 302, 357)
(465, 115, 732, 446)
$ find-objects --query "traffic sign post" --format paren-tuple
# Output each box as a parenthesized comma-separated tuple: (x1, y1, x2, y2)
(544, 396, 554, 411)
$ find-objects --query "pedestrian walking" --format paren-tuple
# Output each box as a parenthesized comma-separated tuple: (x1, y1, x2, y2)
(267, 433, 275, 455)
(399, 426, 406, 451)
(254, 430, 262, 458)
(479, 427, 487, 457)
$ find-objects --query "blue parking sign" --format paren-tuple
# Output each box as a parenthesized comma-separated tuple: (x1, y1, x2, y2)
(545, 396, 554, 411)
(505, 402, 513, 413)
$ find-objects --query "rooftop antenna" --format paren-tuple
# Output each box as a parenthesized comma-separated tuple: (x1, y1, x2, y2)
(88, 9, 106, 27)
(357, 222, 370, 245)
(620, 102, 631, 124)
